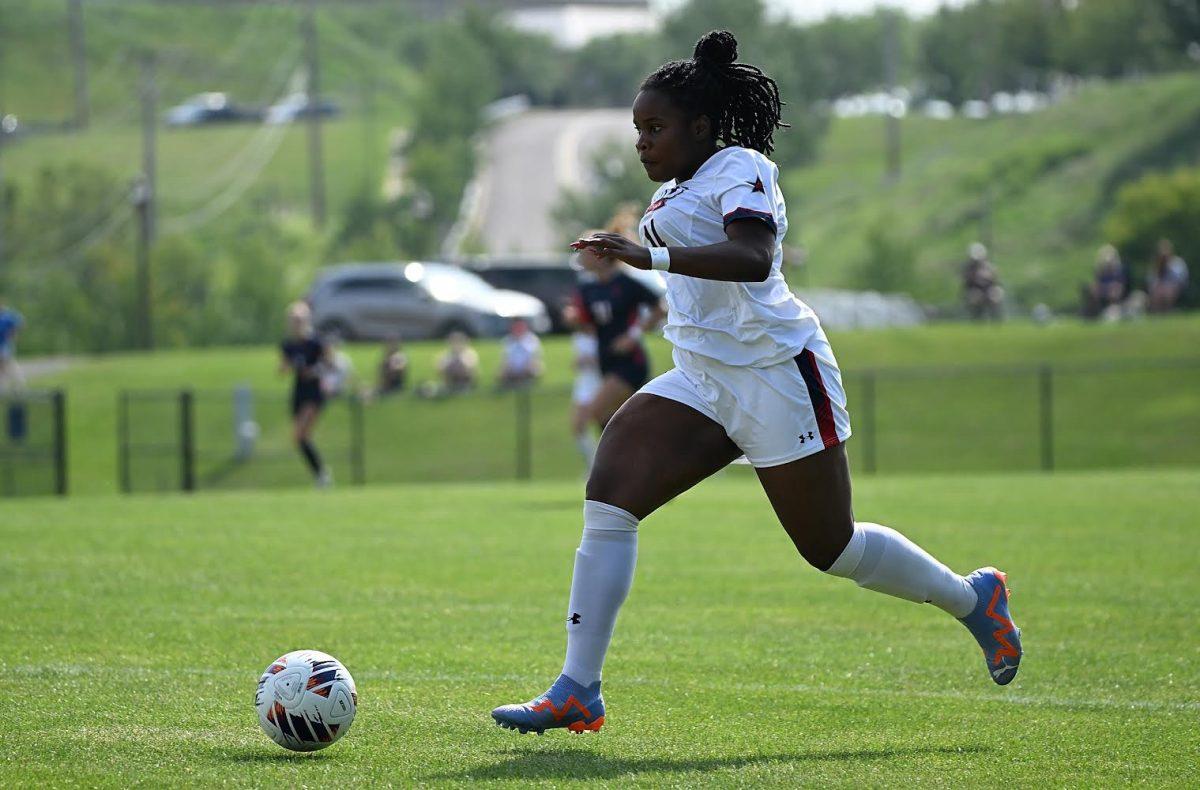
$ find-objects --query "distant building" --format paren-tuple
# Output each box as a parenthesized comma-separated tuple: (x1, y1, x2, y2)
(407, 1, 657, 49)
(503, 1, 656, 49)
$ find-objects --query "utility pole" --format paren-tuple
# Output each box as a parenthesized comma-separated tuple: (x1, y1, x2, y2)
(0, 9, 8, 270)
(1, 118, 9, 276)
(883, 11, 902, 182)
(302, 1, 327, 229)
(135, 51, 157, 350)
(360, 66, 376, 191)
(67, 0, 89, 129)
(0, 125, 5, 274)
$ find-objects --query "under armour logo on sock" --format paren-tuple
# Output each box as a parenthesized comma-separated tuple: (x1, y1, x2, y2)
(568, 613, 581, 625)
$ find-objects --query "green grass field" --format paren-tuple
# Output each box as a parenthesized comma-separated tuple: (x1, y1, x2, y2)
(23, 315, 1200, 495)
(3, 470, 1197, 786)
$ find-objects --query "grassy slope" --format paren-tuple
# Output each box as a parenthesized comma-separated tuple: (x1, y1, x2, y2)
(2, 471, 1197, 786)
(3, 1, 417, 121)
(24, 315, 1200, 496)
(4, 120, 394, 220)
(1, 1, 414, 219)
(786, 74, 1200, 307)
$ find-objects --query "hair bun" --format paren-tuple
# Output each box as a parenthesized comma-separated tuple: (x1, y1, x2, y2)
(693, 30, 737, 66)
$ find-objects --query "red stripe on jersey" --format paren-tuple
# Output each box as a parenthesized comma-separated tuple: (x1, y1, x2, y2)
(572, 292, 592, 327)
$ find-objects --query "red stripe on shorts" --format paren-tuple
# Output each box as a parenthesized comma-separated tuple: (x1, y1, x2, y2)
(796, 349, 840, 448)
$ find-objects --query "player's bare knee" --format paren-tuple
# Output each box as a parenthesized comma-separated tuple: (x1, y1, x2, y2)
(798, 543, 839, 572)
(584, 454, 623, 503)
(585, 438, 645, 510)
(794, 519, 854, 571)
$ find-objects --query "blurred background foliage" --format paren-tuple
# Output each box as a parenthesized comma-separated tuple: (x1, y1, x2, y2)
(1, 0, 1198, 352)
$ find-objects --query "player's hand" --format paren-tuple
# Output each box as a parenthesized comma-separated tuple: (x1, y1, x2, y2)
(609, 334, 638, 355)
(571, 233, 651, 270)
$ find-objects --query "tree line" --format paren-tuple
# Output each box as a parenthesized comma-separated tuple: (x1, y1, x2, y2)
(2, 0, 1197, 353)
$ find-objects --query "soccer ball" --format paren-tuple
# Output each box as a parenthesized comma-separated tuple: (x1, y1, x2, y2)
(255, 650, 357, 752)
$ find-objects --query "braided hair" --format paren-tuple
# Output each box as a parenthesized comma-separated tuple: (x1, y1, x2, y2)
(641, 30, 787, 155)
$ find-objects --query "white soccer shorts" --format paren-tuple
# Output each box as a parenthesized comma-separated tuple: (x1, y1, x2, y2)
(640, 329, 852, 467)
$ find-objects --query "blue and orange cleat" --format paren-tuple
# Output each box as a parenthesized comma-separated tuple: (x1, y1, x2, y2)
(491, 674, 605, 735)
(959, 567, 1023, 685)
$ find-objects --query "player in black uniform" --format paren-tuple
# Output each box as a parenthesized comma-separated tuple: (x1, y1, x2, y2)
(572, 240, 666, 427)
(280, 302, 332, 486)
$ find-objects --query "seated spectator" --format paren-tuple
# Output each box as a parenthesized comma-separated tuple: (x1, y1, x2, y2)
(375, 338, 409, 398)
(428, 331, 478, 397)
(1082, 244, 1129, 321)
(497, 318, 543, 390)
(961, 242, 1004, 321)
(1147, 239, 1189, 314)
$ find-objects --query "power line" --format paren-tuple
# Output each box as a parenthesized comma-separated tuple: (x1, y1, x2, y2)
(3, 180, 136, 262)
(158, 107, 291, 235)
(158, 124, 289, 235)
(164, 47, 301, 203)
(10, 200, 133, 278)
(302, 0, 326, 228)
(73, 1, 292, 131)
(85, 3, 276, 130)
(68, 0, 89, 128)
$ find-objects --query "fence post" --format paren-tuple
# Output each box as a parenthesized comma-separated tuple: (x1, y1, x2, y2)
(118, 391, 131, 494)
(515, 386, 532, 481)
(862, 370, 877, 474)
(180, 390, 195, 492)
(52, 390, 68, 496)
(1039, 365, 1054, 472)
(350, 395, 365, 486)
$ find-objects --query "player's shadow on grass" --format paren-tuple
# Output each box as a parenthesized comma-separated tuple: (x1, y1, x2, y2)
(428, 744, 991, 781)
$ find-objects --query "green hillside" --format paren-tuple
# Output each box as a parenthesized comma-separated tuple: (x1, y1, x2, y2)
(3, 120, 394, 221)
(786, 73, 1200, 308)
(2, 1, 418, 122)
(1, 1, 417, 220)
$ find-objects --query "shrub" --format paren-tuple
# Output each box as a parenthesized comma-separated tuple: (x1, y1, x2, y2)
(852, 215, 917, 294)
(1104, 167, 1200, 281)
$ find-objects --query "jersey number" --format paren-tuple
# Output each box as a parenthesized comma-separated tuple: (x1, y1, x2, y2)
(590, 301, 613, 325)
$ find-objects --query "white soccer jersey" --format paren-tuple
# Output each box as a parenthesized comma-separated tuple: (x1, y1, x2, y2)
(637, 146, 818, 367)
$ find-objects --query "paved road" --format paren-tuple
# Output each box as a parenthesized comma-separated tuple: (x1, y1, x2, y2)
(471, 109, 634, 257)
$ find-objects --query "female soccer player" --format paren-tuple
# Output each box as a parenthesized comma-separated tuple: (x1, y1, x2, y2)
(492, 31, 1022, 735)
(563, 302, 602, 470)
(571, 237, 666, 429)
(280, 302, 331, 487)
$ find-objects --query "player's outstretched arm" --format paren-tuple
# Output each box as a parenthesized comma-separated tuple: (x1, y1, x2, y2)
(572, 219, 774, 283)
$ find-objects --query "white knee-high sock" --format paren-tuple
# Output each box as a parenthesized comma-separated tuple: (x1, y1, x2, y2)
(561, 500, 638, 686)
(826, 522, 976, 617)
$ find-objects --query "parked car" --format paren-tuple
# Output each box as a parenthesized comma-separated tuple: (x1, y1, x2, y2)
(307, 262, 551, 341)
(165, 93, 261, 126)
(464, 261, 580, 333)
(465, 259, 667, 333)
(265, 92, 340, 125)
